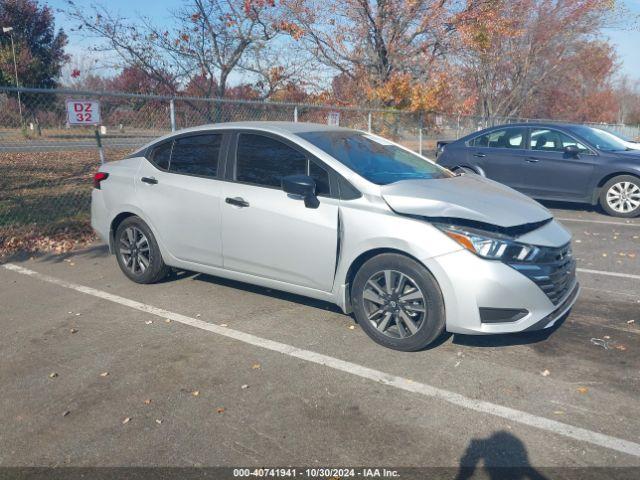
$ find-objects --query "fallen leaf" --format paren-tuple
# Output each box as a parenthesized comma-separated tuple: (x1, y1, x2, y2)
(49, 372, 58, 379)
(196, 313, 201, 318)
(627, 319, 635, 324)
(348, 325, 355, 330)
(155, 419, 162, 424)
(143, 399, 152, 405)
(216, 407, 225, 414)
(220, 323, 228, 327)
(241, 384, 249, 390)
(541, 369, 550, 377)
(629, 253, 637, 259)
(604, 335, 610, 340)
(577, 387, 589, 394)
(602, 253, 607, 257)
(191, 390, 200, 397)
(252, 363, 261, 370)
(145, 320, 153, 325)
(122, 417, 131, 424)
(75, 313, 81, 316)
(615, 345, 627, 351)
(165, 319, 171, 323)
(70, 328, 78, 334)
(100, 372, 109, 377)
(62, 410, 71, 417)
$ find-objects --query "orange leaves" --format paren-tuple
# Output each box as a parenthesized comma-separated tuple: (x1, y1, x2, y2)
(277, 20, 304, 40)
(367, 72, 452, 113)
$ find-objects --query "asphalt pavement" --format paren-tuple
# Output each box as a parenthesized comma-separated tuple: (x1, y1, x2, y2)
(0, 204, 639, 474)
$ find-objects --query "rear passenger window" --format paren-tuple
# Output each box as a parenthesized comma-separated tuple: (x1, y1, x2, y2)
(236, 134, 307, 188)
(149, 141, 172, 170)
(170, 134, 222, 177)
(472, 128, 525, 149)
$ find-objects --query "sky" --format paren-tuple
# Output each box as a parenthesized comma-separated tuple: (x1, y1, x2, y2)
(45, 0, 640, 81)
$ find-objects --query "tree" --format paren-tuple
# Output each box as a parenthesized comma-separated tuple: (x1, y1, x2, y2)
(0, 0, 68, 89)
(456, 0, 618, 119)
(65, 0, 303, 102)
(283, 0, 477, 110)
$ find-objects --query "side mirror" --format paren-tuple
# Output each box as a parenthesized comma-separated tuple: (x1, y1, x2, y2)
(564, 145, 580, 157)
(282, 175, 319, 208)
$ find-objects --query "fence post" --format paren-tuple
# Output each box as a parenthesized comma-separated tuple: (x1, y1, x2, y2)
(368, 111, 372, 133)
(294, 106, 298, 123)
(170, 99, 176, 132)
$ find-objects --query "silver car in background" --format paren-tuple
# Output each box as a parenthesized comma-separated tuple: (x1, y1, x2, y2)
(91, 122, 579, 351)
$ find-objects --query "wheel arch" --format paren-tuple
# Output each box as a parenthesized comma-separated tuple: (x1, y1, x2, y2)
(342, 247, 436, 312)
(109, 212, 137, 254)
(593, 172, 640, 205)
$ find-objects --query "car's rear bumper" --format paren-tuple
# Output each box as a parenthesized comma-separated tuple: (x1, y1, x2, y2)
(423, 249, 579, 335)
(90, 189, 110, 246)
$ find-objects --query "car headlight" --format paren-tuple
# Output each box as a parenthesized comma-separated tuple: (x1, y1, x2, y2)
(434, 223, 540, 262)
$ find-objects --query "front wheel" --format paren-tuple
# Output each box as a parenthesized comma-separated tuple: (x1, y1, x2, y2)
(351, 253, 446, 351)
(599, 175, 640, 218)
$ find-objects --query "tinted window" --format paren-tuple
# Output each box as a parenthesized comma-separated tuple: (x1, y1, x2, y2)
(530, 129, 588, 153)
(309, 161, 330, 195)
(149, 141, 172, 169)
(236, 134, 307, 188)
(170, 134, 222, 177)
(472, 128, 525, 148)
(297, 131, 451, 186)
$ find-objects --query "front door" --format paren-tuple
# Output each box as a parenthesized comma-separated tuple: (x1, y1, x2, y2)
(220, 132, 339, 292)
(521, 128, 597, 201)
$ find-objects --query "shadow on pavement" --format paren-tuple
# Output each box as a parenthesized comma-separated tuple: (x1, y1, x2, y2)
(455, 430, 548, 480)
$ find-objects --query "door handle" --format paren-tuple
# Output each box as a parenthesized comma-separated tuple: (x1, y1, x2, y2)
(473, 152, 486, 158)
(225, 197, 250, 208)
(525, 157, 540, 163)
(141, 176, 158, 184)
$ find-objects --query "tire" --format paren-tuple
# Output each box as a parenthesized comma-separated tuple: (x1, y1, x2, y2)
(114, 216, 170, 284)
(351, 253, 446, 351)
(599, 175, 640, 218)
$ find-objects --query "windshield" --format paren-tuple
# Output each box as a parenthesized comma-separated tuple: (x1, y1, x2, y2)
(595, 128, 634, 143)
(297, 131, 452, 185)
(567, 125, 630, 152)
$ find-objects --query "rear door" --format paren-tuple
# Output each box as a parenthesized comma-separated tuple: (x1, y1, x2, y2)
(135, 132, 227, 267)
(520, 127, 597, 201)
(467, 126, 528, 189)
(220, 131, 339, 292)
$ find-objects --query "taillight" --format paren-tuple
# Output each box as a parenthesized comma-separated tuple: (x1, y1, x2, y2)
(93, 172, 109, 189)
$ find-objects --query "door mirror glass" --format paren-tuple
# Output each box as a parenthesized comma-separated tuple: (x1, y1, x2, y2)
(282, 175, 319, 208)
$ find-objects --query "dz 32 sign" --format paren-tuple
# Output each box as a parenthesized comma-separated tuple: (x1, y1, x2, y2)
(66, 99, 101, 125)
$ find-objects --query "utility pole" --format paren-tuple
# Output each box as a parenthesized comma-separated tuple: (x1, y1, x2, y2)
(2, 26, 23, 126)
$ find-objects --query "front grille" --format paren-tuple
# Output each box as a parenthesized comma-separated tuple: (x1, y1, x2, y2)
(510, 243, 576, 305)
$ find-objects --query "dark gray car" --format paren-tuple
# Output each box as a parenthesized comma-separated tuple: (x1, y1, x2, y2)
(436, 123, 640, 217)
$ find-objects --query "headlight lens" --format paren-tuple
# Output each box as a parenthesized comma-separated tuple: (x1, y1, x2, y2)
(435, 224, 539, 262)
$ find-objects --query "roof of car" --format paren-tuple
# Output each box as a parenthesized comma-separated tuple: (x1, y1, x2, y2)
(171, 121, 357, 135)
(457, 122, 589, 142)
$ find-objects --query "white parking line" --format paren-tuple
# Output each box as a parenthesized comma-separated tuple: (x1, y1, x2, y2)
(557, 217, 640, 227)
(4, 262, 640, 459)
(577, 268, 640, 280)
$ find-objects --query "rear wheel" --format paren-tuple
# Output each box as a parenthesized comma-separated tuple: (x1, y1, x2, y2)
(599, 175, 640, 217)
(351, 253, 446, 351)
(115, 216, 170, 284)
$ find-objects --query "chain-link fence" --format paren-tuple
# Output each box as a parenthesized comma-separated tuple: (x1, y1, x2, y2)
(1, 85, 639, 255)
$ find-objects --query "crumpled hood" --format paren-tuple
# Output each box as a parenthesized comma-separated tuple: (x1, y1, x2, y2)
(381, 175, 552, 228)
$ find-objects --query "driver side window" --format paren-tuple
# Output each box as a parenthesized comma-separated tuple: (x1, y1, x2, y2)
(530, 129, 588, 153)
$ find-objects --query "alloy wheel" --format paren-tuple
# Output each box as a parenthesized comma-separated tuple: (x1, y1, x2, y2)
(362, 270, 427, 339)
(119, 226, 151, 275)
(606, 181, 640, 214)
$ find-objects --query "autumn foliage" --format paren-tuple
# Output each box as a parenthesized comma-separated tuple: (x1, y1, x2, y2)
(46, 0, 640, 123)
